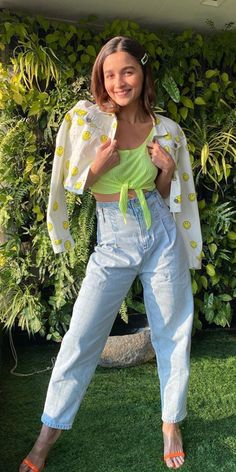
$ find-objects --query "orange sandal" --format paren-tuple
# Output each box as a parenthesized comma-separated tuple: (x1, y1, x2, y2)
(164, 451, 185, 468)
(22, 458, 45, 472)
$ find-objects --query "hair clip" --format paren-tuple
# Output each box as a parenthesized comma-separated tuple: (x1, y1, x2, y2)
(141, 53, 148, 65)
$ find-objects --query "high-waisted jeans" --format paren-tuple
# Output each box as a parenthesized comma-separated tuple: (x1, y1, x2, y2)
(42, 190, 193, 429)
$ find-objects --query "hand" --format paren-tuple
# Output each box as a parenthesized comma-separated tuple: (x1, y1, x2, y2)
(147, 138, 175, 175)
(91, 138, 120, 177)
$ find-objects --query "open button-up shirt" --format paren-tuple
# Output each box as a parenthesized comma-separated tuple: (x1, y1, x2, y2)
(47, 100, 202, 269)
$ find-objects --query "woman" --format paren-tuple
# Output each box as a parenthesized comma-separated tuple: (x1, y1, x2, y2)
(20, 36, 202, 472)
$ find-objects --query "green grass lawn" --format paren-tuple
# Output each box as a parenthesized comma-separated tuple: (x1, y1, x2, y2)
(0, 330, 236, 472)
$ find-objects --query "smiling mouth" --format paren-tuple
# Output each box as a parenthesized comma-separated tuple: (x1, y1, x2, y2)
(115, 90, 131, 96)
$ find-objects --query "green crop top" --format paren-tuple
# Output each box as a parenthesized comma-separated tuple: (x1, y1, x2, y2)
(91, 128, 158, 228)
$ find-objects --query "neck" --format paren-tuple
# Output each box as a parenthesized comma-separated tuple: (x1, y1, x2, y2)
(117, 102, 149, 125)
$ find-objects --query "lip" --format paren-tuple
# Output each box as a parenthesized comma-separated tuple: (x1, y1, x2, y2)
(114, 89, 131, 96)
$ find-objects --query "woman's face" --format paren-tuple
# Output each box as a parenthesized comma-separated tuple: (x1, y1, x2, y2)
(103, 51, 144, 108)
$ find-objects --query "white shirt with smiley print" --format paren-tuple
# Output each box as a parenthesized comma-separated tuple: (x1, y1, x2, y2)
(47, 100, 202, 269)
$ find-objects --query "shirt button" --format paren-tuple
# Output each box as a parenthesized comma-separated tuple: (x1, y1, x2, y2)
(174, 198, 180, 203)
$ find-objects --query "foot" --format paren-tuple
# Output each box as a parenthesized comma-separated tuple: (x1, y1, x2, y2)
(162, 422, 185, 469)
(19, 425, 61, 471)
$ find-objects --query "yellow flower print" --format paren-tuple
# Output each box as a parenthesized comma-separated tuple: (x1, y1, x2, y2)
(182, 172, 189, 181)
(82, 131, 91, 141)
(64, 240, 72, 251)
(71, 167, 79, 177)
(165, 132, 172, 140)
(188, 193, 196, 201)
(56, 146, 64, 157)
(112, 121, 117, 129)
(164, 145, 171, 153)
(183, 221, 191, 230)
(100, 134, 108, 143)
(54, 239, 62, 245)
(74, 181, 82, 190)
(65, 160, 70, 170)
(63, 221, 69, 230)
(65, 113, 72, 123)
(74, 108, 87, 116)
(155, 117, 161, 124)
(53, 201, 59, 211)
(175, 135, 180, 143)
(174, 195, 182, 204)
(190, 241, 198, 249)
(47, 222, 53, 232)
(77, 118, 85, 126)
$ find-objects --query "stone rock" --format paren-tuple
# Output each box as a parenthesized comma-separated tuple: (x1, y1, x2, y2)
(99, 328, 155, 368)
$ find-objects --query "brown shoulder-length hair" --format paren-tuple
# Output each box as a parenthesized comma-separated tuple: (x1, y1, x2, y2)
(91, 36, 156, 118)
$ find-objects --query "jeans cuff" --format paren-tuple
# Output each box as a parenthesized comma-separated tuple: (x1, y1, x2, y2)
(41, 413, 72, 430)
(162, 412, 187, 423)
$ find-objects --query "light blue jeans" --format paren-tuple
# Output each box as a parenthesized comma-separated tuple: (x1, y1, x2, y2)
(42, 190, 193, 429)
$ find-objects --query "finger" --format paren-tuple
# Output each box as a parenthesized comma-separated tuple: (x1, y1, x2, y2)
(111, 149, 120, 161)
(99, 137, 112, 150)
(109, 139, 118, 151)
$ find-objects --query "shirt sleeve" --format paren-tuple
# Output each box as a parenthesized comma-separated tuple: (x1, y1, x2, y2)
(172, 126, 203, 269)
(47, 112, 75, 254)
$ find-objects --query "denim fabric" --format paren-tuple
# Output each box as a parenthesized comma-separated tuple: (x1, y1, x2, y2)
(42, 190, 193, 429)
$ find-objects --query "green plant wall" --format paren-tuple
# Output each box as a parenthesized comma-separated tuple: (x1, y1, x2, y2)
(0, 11, 235, 339)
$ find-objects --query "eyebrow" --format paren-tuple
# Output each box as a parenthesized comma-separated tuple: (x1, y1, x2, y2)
(104, 66, 136, 74)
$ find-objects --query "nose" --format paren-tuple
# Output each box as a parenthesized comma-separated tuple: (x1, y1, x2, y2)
(114, 74, 125, 89)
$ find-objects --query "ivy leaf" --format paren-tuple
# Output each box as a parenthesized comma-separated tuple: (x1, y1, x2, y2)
(200, 275, 208, 289)
(195, 97, 206, 105)
(218, 294, 232, 302)
(80, 54, 90, 64)
(209, 243, 217, 255)
(86, 45, 96, 57)
(161, 75, 180, 103)
(210, 82, 220, 92)
(205, 69, 219, 79)
(206, 264, 216, 277)
(191, 279, 198, 294)
(181, 96, 194, 109)
(45, 32, 60, 43)
(179, 107, 188, 120)
(167, 101, 178, 118)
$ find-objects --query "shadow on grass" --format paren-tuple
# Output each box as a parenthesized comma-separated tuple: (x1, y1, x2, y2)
(191, 329, 236, 360)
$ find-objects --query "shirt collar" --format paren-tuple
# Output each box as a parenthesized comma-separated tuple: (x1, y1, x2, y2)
(154, 115, 169, 136)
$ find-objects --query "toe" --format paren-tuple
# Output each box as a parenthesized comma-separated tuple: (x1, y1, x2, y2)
(19, 463, 30, 472)
(165, 458, 176, 469)
(173, 457, 180, 468)
(172, 455, 185, 469)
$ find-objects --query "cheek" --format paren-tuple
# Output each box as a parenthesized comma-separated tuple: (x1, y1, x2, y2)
(104, 80, 109, 92)
(132, 75, 144, 92)
(104, 80, 113, 95)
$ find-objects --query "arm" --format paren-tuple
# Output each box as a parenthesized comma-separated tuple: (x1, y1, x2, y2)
(147, 140, 175, 198)
(154, 164, 175, 198)
(47, 113, 75, 254)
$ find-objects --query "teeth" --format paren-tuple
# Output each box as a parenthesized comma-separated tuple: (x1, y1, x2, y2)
(116, 90, 129, 95)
